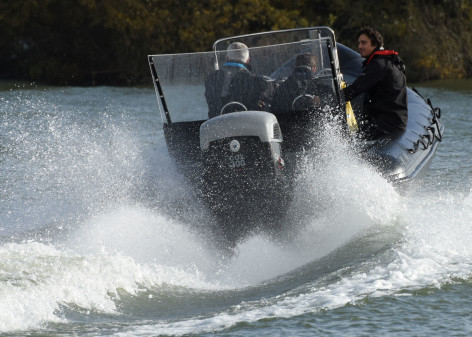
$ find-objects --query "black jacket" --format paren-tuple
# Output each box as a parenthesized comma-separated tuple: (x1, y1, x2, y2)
(342, 50, 408, 134)
(271, 66, 335, 115)
(205, 62, 274, 118)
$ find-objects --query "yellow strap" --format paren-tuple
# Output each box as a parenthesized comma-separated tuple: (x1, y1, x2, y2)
(341, 81, 359, 133)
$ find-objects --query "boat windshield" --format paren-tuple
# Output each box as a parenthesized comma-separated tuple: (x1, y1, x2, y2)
(149, 27, 342, 123)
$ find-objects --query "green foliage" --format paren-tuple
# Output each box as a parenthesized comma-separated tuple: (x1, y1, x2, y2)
(0, 0, 471, 85)
(401, 0, 472, 81)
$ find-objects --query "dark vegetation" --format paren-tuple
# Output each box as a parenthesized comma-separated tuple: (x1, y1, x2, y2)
(1, 0, 471, 85)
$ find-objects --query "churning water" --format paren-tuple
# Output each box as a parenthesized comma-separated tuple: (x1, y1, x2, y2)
(0, 80, 471, 336)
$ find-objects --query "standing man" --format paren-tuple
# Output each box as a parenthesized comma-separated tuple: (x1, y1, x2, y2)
(342, 27, 408, 140)
(205, 42, 274, 118)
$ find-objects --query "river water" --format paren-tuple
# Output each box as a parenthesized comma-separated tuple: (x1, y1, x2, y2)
(0, 80, 471, 336)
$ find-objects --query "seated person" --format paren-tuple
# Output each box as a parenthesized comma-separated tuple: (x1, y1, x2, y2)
(271, 53, 334, 115)
(205, 42, 274, 118)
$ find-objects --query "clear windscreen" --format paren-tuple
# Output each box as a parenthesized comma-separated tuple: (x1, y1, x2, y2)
(150, 28, 341, 122)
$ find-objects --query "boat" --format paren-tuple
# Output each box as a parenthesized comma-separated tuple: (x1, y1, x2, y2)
(148, 27, 444, 242)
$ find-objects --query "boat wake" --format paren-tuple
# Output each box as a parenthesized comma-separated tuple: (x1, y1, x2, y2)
(0, 120, 403, 332)
(3, 183, 470, 334)
(1, 87, 470, 335)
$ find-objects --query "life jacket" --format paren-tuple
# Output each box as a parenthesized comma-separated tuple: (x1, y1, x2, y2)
(366, 50, 406, 74)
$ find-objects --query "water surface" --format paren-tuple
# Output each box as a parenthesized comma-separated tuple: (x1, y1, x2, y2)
(0, 80, 471, 336)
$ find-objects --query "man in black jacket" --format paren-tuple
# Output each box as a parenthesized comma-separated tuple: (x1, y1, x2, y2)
(271, 52, 335, 115)
(342, 27, 408, 140)
(205, 42, 274, 118)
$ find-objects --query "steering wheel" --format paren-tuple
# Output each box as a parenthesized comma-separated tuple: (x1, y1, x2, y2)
(220, 101, 248, 115)
(291, 94, 320, 112)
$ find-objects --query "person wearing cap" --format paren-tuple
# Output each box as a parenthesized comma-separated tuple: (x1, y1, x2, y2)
(205, 42, 274, 118)
(342, 27, 408, 140)
(271, 52, 334, 115)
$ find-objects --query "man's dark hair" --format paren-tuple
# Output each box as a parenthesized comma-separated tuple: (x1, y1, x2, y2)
(356, 26, 384, 48)
(295, 53, 317, 68)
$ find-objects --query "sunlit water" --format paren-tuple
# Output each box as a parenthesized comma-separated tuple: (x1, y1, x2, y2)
(0, 81, 471, 336)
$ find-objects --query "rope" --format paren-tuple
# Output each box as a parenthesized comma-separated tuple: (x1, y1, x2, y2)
(407, 98, 443, 153)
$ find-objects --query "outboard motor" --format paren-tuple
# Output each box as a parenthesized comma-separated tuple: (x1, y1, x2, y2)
(199, 111, 287, 233)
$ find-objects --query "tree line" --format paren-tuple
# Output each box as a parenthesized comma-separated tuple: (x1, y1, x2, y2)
(0, 0, 470, 85)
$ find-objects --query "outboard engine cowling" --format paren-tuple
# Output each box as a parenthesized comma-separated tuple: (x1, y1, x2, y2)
(199, 111, 287, 234)
(200, 111, 284, 181)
